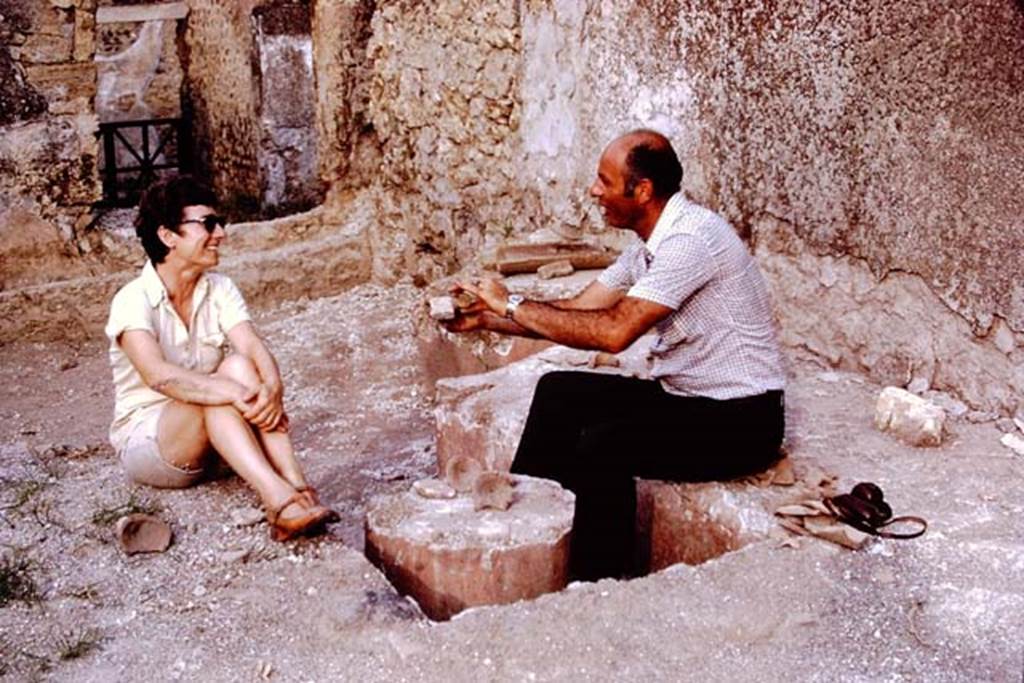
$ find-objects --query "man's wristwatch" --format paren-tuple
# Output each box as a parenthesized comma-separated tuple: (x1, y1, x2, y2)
(505, 294, 525, 319)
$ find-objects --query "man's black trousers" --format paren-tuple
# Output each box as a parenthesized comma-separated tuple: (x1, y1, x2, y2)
(509, 371, 785, 581)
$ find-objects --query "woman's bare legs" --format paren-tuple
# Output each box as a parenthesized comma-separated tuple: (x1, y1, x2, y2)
(154, 363, 308, 521)
(214, 355, 309, 490)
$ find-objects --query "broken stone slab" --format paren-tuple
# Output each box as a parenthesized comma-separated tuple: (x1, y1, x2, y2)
(444, 455, 483, 493)
(472, 471, 515, 511)
(364, 475, 574, 620)
(115, 514, 173, 555)
(874, 386, 946, 447)
(434, 342, 652, 474)
(483, 242, 618, 276)
(536, 259, 574, 280)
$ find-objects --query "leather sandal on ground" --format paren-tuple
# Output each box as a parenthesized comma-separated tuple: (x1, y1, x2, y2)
(266, 493, 336, 542)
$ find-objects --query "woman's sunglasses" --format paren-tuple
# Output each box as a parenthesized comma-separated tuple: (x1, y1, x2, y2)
(180, 215, 226, 233)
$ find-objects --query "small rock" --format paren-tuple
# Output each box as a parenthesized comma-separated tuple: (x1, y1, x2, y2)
(219, 548, 250, 564)
(1014, 416, 1024, 434)
(412, 478, 456, 499)
(874, 387, 945, 447)
(59, 358, 79, 371)
(923, 391, 968, 418)
(995, 417, 1017, 433)
(1000, 433, 1024, 456)
(429, 296, 456, 321)
(906, 377, 929, 395)
(445, 455, 483, 493)
(537, 260, 574, 279)
(966, 410, 998, 424)
(472, 471, 516, 511)
(115, 514, 172, 555)
(588, 352, 620, 369)
(230, 507, 265, 528)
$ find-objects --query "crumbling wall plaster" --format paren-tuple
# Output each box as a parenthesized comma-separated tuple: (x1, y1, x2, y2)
(254, 2, 321, 214)
(366, 1, 527, 284)
(181, 0, 262, 213)
(513, 0, 1024, 412)
(311, 0, 376, 195)
(0, 0, 100, 289)
(96, 17, 181, 122)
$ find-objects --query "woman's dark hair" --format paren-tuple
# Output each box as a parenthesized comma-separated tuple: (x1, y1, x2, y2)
(135, 175, 218, 263)
(622, 130, 683, 200)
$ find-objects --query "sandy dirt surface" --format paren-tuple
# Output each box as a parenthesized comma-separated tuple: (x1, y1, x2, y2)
(1, 281, 1022, 681)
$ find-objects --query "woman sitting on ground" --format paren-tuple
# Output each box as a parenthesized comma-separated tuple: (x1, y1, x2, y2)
(105, 175, 335, 540)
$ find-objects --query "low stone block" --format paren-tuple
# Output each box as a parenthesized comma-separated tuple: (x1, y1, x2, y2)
(364, 475, 574, 620)
(874, 386, 945, 447)
(434, 343, 651, 474)
(635, 474, 798, 573)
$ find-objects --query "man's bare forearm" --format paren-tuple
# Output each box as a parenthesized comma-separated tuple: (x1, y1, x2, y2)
(512, 300, 628, 352)
(480, 311, 540, 337)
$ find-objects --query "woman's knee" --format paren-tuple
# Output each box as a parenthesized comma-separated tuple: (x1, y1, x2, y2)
(215, 354, 258, 383)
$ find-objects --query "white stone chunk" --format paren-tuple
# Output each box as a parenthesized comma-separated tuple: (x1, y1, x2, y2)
(1000, 433, 1024, 457)
(874, 386, 946, 447)
(428, 296, 456, 321)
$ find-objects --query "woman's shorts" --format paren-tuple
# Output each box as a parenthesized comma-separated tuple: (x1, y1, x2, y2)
(118, 403, 205, 489)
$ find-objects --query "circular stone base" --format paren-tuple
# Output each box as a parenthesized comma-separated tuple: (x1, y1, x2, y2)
(364, 475, 575, 620)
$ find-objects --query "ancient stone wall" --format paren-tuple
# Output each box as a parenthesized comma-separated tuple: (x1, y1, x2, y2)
(0, 0, 101, 289)
(183, 0, 323, 216)
(311, 0, 376, 195)
(365, 0, 525, 284)
(253, 2, 320, 213)
(368, 0, 1023, 412)
(180, 0, 263, 214)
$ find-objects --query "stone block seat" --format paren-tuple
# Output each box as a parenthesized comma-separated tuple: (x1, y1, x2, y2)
(433, 344, 814, 576)
(364, 475, 575, 620)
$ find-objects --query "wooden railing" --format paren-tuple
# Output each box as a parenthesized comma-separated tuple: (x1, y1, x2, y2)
(97, 118, 191, 207)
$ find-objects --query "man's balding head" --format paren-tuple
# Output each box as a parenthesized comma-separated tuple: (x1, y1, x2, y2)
(612, 129, 683, 200)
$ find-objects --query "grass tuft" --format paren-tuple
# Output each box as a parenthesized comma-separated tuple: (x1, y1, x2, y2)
(0, 556, 41, 607)
(90, 493, 162, 527)
(56, 628, 103, 661)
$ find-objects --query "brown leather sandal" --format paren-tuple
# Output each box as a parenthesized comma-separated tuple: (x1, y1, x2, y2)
(266, 493, 335, 542)
(294, 485, 320, 507)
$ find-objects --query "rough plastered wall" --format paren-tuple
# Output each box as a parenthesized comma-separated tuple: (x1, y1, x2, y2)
(95, 9, 183, 122)
(311, 0, 376, 195)
(253, 2, 321, 213)
(0, 0, 101, 289)
(485, 1, 1024, 414)
(181, 0, 263, 214)
(183, 0, 322, 216)
(366, 0, 526, 284)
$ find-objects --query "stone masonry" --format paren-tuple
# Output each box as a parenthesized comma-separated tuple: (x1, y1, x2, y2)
(0, 0, 100, 289)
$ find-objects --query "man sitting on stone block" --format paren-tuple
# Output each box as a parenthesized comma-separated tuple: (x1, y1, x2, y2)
(447, 129, 786, 581)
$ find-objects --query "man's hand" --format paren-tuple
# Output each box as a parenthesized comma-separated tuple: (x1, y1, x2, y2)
(442, 309, 489, 333)
(456, 277, 509, 317)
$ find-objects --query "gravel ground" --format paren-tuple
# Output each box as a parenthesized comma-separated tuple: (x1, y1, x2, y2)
(1, 281, 1022, 681)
